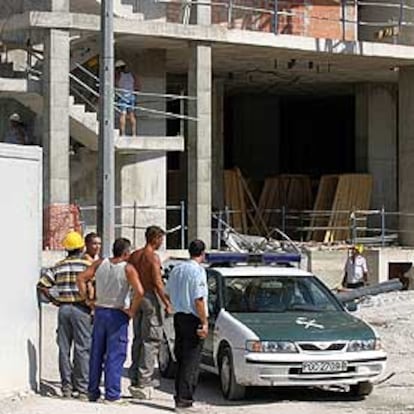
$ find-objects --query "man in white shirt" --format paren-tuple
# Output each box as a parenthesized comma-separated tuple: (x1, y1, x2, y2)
(342, 244, 368, 289)
(166, 239, 208, 413)
(115, 60, 141, 136)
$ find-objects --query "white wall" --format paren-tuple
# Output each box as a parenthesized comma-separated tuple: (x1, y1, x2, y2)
(0, 144, 42, 396)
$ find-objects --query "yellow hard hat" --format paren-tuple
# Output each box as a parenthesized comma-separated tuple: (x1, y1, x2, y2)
(62, 231, 85, 251)
(354, 244, 364, 254)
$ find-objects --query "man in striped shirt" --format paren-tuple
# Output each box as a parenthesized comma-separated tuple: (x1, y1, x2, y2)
(38, 231, 92, 400)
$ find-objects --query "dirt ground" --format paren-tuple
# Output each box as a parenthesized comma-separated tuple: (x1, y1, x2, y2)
(1, 291, 414, 414)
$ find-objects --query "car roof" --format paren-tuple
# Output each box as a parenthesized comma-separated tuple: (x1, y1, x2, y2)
(209, 265, 314, 278)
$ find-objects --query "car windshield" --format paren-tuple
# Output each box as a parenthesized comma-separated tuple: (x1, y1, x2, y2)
(223, 275, 341, 313)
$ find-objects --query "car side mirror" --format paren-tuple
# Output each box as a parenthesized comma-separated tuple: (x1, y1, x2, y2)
(344, 301, 358, 312)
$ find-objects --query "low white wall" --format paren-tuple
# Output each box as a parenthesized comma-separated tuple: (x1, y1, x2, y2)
(0, 144, 42, 396)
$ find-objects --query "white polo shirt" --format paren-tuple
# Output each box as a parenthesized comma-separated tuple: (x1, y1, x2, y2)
(345, 255, 368, 284)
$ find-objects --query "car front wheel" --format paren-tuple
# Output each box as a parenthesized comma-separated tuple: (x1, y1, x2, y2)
(349, 381, 374, 398)
(219, 347, 246, 400)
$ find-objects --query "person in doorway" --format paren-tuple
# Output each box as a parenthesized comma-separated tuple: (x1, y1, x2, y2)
(4, 113, 29, 145)
(165, 239, 208, 413)
(83, 232, 102, 263)
(128, 225, 172, 400)
(115, 59, 141, 136)
(342, 244, 369, 289)
(77, 238, 144, 403)
(37, 231, 92, 401)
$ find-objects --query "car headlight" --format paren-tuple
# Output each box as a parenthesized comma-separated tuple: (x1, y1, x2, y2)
(246, 340, 298, 353)
(347, 339, 381, 352)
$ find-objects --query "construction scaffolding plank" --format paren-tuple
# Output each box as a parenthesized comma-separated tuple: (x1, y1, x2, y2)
(307, 174, 339, 241)
(324, 174, 373, 243)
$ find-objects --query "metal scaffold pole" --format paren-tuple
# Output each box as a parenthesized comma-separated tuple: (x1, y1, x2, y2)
(97, 0, 115, 257)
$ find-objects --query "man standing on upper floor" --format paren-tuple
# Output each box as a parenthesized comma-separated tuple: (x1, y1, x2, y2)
(115, 59, 141, 136)
(128, 225, 172, 400)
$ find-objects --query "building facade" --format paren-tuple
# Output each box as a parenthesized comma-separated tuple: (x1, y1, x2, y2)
(0, 0, 414, 247)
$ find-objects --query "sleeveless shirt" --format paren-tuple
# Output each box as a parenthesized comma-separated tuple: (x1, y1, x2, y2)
(95, 258, 130, 308)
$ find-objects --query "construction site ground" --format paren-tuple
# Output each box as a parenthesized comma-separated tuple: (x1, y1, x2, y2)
(1, 290, 414, 414)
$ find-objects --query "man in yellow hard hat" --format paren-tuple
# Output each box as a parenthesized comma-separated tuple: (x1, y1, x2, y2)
(341, 244, 368, 289)
(37, 230, 92, 401)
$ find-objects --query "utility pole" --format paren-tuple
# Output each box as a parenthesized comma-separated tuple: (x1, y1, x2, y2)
(97, 0, 115, 257)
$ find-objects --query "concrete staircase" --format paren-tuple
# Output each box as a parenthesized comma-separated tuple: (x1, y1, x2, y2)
(69, 95, 119, 151)
(70, 0, 144, 19)
(70, 36, 100, 71)
(0, 71, 105, 150)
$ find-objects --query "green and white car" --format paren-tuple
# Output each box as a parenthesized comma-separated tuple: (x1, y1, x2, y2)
(159, 253, 386, 400)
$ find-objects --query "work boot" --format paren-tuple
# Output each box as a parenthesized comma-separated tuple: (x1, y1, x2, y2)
(61, 387, 72, 399)
(77, 393, 89, 402)
(128, 385, 153, 400)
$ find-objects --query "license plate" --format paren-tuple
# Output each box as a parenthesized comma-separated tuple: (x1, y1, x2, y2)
(302, 361, 348, 373)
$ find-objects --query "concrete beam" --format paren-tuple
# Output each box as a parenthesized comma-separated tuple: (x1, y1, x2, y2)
(3, 12, 414, 63)
(114, 136, 185, 152)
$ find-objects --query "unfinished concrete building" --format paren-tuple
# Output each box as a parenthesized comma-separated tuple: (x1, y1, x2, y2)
(1, 0, 414, 250)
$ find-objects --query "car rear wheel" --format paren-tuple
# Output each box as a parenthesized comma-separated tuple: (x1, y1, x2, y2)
(219, 347, 246, 400)
(158, 334, 176, 379)
(349, 381, 374, 398)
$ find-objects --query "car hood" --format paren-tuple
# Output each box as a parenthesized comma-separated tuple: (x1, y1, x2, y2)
(231, 311, 374, 341)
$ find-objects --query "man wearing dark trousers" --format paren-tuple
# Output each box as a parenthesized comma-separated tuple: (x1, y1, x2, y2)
(166, 240, 208, 413)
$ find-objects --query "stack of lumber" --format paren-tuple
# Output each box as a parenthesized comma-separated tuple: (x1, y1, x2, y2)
(257, 175, 313, 229)
(307, 175, 339, 241)
(324, 174, 373, 243)
(224, 167, 268, 235)
(224, 168, 248, 233)
(308, 174, 373, 242)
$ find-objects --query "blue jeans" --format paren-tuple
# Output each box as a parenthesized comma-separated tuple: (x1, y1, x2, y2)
(88, 307, 129, 401)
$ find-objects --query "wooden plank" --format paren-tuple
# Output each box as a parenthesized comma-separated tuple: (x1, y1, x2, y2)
(324, 174, 373, 243)
(236, 167, 269, 235)
(308, 175, 338, 241)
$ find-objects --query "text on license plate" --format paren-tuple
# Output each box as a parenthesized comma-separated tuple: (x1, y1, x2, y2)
(302, 361, 348, 373)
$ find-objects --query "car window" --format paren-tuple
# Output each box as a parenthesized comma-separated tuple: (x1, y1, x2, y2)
(223, 276, 341, 313)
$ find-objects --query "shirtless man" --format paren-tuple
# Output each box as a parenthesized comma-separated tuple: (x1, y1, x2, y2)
(128, 226, 172, 400)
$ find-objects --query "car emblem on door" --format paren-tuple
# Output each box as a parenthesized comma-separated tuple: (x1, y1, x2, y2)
(296, 316, 324, 330)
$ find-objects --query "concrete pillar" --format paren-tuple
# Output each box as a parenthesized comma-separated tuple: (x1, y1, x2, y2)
(116, 152, 166, 248)
(187, 43, 212, 247)
(355, 84, 397, 213)
(43, 28, 70, 207)
(399, 67, 414, 245)
(212, 79, 224, 211)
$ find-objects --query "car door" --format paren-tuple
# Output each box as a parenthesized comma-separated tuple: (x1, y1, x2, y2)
(201, 270, 221, 367)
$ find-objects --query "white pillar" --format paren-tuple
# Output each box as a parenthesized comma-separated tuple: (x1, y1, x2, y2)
(187, 43, 212, 247)
(43, 28, 70, 206)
